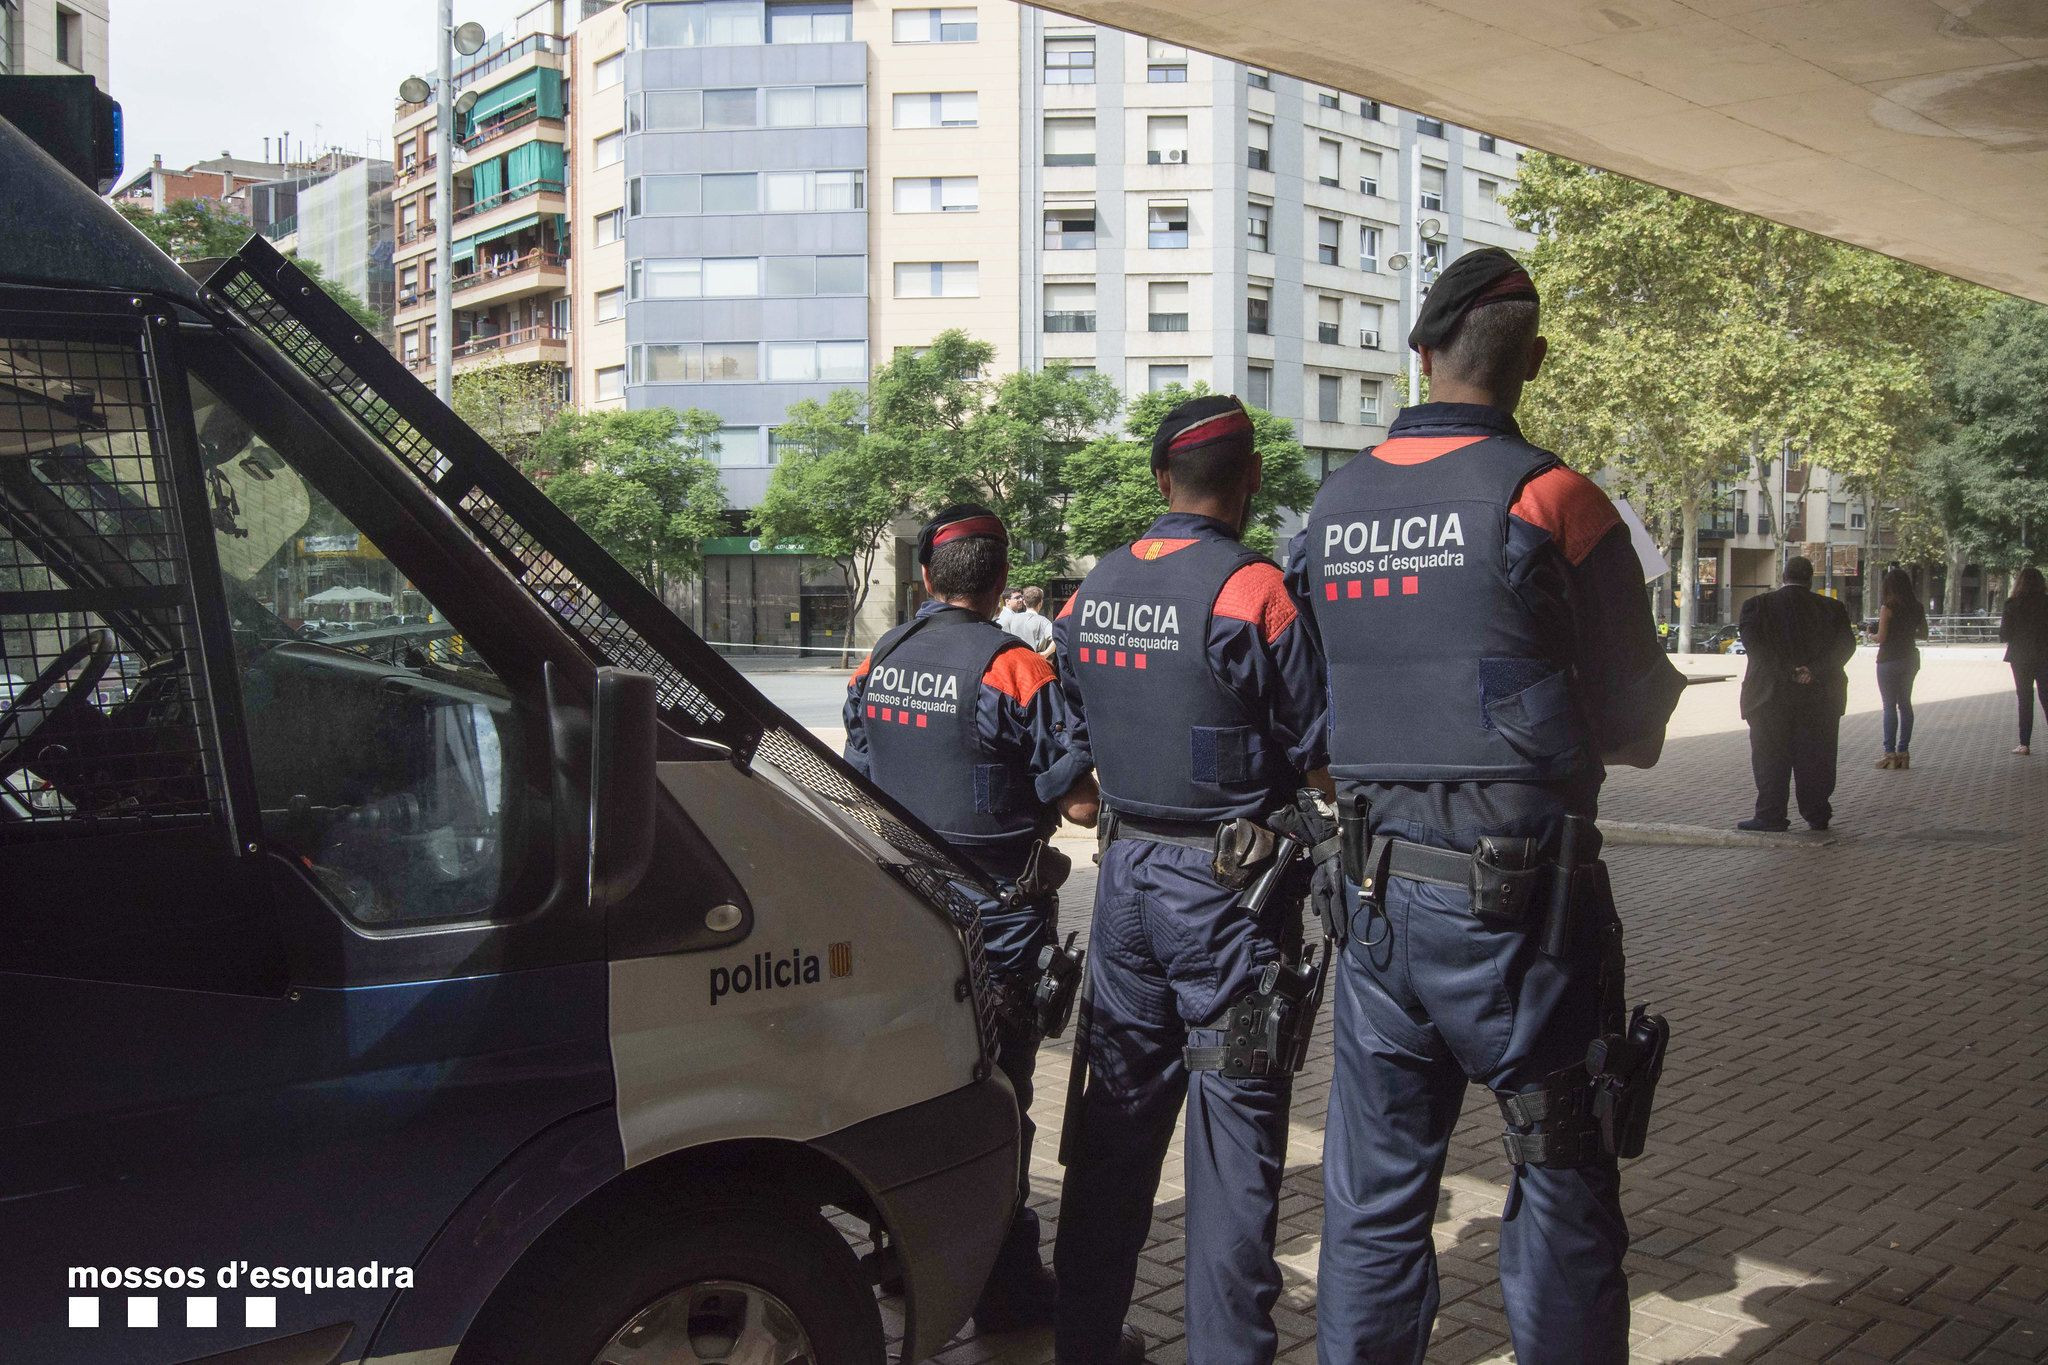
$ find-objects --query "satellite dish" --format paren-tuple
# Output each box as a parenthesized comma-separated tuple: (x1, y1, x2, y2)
(453, 20, 488, 55)
(399, 76, 432, 105)
(1419, 217, 1445, 242)
(455, 90, 480, 116)
(1387, 251, 1411, 273)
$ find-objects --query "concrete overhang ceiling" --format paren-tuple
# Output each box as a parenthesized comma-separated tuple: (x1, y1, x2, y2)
(1041, 0, 2048, 302)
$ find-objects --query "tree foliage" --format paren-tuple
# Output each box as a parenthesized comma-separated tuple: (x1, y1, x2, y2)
(117, 199, 384, 332)
(530, 408, 726, 590)
(453, 363, 568, 470)
(1504, 152, 1978, 640)
(1065, 382, 1317, 559)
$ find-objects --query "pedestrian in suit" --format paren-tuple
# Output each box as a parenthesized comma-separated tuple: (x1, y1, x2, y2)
(1737, 556, 1858, 831)
(2000, 565, 2048, 756)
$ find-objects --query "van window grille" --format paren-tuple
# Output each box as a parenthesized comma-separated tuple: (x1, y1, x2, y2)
(0, 333, 222, 835)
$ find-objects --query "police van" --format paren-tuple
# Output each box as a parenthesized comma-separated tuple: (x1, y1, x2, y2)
(0, 84, 1018, 1364)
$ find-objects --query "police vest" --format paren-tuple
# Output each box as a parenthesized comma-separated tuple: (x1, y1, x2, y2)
(1070, 534, 1296, 821)
(859, 610, 1048, 846)
(1303, 435, 1593, 783)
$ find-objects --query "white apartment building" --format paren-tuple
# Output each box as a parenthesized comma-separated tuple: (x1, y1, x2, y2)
(1, 0, 108, 81)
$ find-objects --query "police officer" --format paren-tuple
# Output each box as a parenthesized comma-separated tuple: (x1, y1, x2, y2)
(844, 504, 1098, 1333)
(1051, 396, 1329, 1365)
(1286, 248, 1685, 1364)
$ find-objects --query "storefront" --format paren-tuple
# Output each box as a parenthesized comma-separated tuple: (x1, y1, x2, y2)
(699, 536, 854, 657)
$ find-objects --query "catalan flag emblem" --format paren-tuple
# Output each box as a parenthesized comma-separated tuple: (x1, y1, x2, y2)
(829, 942, 853, 978)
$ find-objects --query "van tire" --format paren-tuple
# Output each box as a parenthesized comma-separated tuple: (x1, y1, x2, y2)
(456, 1199, 885, 1365)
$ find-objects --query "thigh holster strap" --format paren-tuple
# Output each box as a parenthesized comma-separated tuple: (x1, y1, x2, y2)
(1496, 1066, 1604, 1168)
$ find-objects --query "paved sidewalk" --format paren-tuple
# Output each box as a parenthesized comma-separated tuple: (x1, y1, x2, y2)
(899, 654, 2048, 1363)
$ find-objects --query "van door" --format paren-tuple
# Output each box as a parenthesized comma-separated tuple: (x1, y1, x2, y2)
(0, 295, 614, 1363)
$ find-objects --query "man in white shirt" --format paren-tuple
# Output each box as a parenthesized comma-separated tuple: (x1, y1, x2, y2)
(1009, 587, 1055, 656)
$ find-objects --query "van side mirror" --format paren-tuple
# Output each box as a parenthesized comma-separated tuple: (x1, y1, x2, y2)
(589, 666, 659, 909)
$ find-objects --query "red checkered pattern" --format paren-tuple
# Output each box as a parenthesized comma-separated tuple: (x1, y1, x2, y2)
(865, 705, 930, 726)
(1076, 647, 1149, 669)
(1323, 577, 1421, 600)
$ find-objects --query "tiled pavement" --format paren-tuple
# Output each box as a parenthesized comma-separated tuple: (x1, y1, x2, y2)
(893, 653, 2048, 1364)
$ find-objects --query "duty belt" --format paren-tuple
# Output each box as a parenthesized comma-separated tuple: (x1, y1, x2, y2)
(1343, 805, 1598, 949)
(1104, 811, 1229, 851)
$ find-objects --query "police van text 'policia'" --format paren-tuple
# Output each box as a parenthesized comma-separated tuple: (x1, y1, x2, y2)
(1320, 512, 1469, 576)
(710, 948, 822, 1005)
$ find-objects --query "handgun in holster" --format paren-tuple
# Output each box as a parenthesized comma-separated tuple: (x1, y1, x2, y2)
(1190, 948, 1325, 1079)
(1032, 930, 1084, 1040)
(1588, 1004, 1670, 1159)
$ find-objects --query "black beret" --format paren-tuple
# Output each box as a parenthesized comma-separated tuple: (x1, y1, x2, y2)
(1151, 394, 1255, 473)
(1407, 246, 1539, 351)
(917, 503, 1007, 566)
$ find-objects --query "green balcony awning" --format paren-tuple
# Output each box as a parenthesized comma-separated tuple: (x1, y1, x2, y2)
(468, 67, 565, 126)
(462, 212, 541, 253)
(452, 237, 476, 265)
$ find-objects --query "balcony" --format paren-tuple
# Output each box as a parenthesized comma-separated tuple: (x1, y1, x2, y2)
(395, 156, 438, 188)
(451, 250, 568, 308)
(454, 180, 566, 228)
(396, 222, 440, 253)
(462, 108, 566, 154)
(1044, 311, 1096, 334)
(394, 286, 438, 319)
(404, 323, 570, 375)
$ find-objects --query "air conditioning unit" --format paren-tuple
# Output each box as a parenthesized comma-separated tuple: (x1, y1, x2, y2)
(1360, 328, 1380, 348)
(1164, 148, 1187, 164)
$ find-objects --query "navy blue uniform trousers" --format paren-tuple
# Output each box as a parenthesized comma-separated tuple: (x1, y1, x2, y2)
(1053, 838, 1295, 1365)
(975, 886, 1059, 1304)
(1316, 866, 1629, 1365)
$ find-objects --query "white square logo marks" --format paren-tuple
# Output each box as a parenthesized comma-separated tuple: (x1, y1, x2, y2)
(186, 1296, 218, 1328)
(245, 1296, 277, 1329)
(67, 1296, 98, 1328)
(127, 1297, 159, 1328)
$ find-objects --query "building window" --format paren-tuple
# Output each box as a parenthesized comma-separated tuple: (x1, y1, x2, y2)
(1359, 301, 1383, 347)
(1246, 119, 1271, 172)
(1147, 115, 1189, 165)
(1317, 295, 1341, 345)
(595, 208, 624, 244)
(1044, 33, 1095, 84)
(1246, 364, 1272, 409)
(895, 261, 979, 298)
(702, 257, 763, 296)
(1317, 90, 1339, 109)
(596, 287, 625, 322)
(1148, 280, 1189, 333)
(1358, 149, 1380, 196)
(814, 85, 863, 125)
(55, 6, 82, 68)
(894, 176, 978, 212)
(1247, 67, 1271, 91)
(1318, 373, 1341, 422)
(636, 1, 765, 47)
(1044, 281, 1096, 333)
(1416, 115, 1445, 138)
(1149, 364, 1189, 393)
(1146, 38, 1187, 82)
(1316, 217, 1340, 266)
(1317, 138, 1341, 187)
(710, 427, 761, 467)
(596, 365, 625, 401)
(1361, 98, 1381, 120)
(704, 87, 759, 128)
(630, 254, 866, 298)
(703, 172, 758, 212)
(1477, 132, 1497, 153)
(1045, 116, 1096, 166)
(1147, 200, 1189, 249)
(1477, 176, 1499, 204)
(631, 169, 863, 215)
(763, 340, 869, 382)
(1044, 202, 1097, 250)
(1246, 284, 1271, 335)
(594, 131, 624, 168)
(759, 83, 863, 126)
(894, 7, 977, 42)
(1247, 201, 1271, 253)
(594, 52, 625, 89)
(1360, 379, 1382, 423)
(1422, 239, 1445, 271)
(767, 1, 853, 43)
(894, 91, 978, 128)
(635, 89, 703, 131)
(1420, 164, 1446, 212)
(1358, 225, 1380, 272)
(1850, 508, 1867, 531)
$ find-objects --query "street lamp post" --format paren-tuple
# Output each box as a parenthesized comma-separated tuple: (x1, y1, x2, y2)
(1385, 131, 1442, 408)
(435, 0, 455, 404)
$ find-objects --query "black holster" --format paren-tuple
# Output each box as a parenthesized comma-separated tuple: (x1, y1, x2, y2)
(1031, 931, 1084, 1040)
(1185, 947, 1325, 1079)
(1589, 1004, 1669, 1159)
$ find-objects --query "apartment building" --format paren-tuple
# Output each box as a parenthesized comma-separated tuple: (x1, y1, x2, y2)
(2, 0, 108, 81)
(394, 0, 1530, 648)
(391, 3, 575, 384)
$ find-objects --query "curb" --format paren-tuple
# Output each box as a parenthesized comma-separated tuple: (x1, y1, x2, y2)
(1603, 820, 1836, 849)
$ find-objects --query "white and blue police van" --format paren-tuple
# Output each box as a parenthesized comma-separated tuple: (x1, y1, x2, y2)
(0, 79, 1019, 1364)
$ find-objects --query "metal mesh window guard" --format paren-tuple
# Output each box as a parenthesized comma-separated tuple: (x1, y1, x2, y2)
(0, 333, 221, 834)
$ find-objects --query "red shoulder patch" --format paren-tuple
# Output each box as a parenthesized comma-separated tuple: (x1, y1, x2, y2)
(1511, 465, 1620, 567)
(1214, 561, 1298, 645)
(849, 654, 872, 686)
(1056, 594, 1076, 619)
(985, 645, 1057, 706)
(1130, 537, 1200, 561)
(1372, 435, 1488, 466)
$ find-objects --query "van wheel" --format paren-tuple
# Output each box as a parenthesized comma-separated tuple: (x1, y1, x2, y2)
(457, 1201, 885, 1365)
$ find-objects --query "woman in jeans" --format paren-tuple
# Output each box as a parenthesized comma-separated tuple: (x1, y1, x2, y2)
(2001, 566, 2048, 755)
(1873, 566, 1927, 768)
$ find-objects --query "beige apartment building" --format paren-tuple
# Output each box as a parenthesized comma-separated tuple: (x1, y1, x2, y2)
(394, 0, 1531, 650)
(2, 0, 107, 81)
